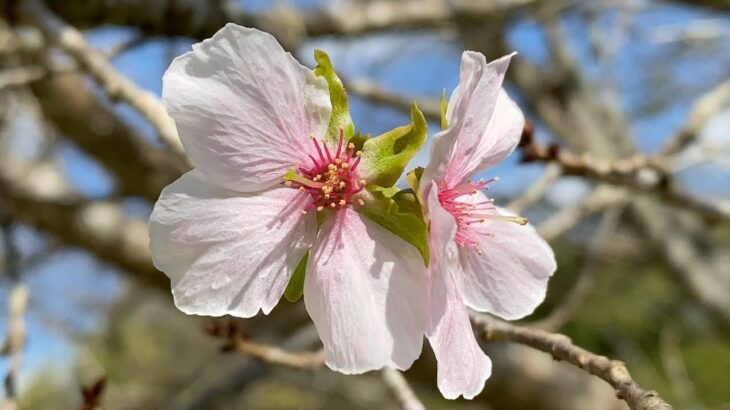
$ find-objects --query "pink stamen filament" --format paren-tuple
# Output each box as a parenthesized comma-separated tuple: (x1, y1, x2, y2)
(284, 132, 364, 213)
(438, 178, 527, 253)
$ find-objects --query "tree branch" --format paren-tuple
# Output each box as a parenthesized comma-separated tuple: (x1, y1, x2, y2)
(20, 0, 186, 160)
(381, 368, 425, 410)
(533, 206, 623, 331)
(658, 78, 730, 157)
(0, 157, 164, 288)
(472, 313, 673, 410)
(1, 285, 28, 410)
(0, 222, 27, 410)
(520, 138, 730, 222)
(536, 185, 628, 241)
(12, 0, 537, 45)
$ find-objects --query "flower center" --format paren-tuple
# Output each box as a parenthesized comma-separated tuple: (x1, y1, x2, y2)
(284, 132, 365, 213)
(438, 178, 527, 253)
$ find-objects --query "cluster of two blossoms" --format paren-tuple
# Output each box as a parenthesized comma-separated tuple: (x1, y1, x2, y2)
(149, 24, 556, 400)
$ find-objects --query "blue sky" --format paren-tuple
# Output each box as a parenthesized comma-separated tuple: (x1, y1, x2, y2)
(1, 0, 729, 396)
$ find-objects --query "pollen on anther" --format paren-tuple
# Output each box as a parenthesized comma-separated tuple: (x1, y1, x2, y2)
(347, 143, 355, 150)
(317, 205, 324, 212)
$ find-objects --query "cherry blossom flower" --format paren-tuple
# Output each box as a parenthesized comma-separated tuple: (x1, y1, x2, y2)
(149, 24, 427, 374)
(419, 52, 557, 399)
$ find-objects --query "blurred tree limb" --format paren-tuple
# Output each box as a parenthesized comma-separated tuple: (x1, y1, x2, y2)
(19, 0, 187, 160)
(0, 222, 28, 410)
(4, 0, 538, 47)
(0, 156, 164, 288)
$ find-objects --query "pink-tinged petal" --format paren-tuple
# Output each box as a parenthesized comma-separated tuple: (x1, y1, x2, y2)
(426, 183, 491, 399)
(427, 263, 491, 400)
(422, 52, 521, 190)
(457, 200, 557, 320)
(448, 88, 523, 182)
(424, 181, 457, 267)
(304, 209, 427, 374)
(149, 170, 316, 317)
(163, 24, 331, 192)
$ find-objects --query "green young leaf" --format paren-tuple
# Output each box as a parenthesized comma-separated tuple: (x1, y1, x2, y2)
(359, 103, 427, 187)
(440, 88, 449, 130)
(406, 166, 425, 202)
(314, 50, 354, 143)
(284, 252, 308, 303)
(358, 186, 429, 265)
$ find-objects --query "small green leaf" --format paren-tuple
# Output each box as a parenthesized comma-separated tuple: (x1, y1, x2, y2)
(314, 50, 354, 143)
(406, 167, 424, 202)
(358, 187, 429, 265)
(359, 103, 427, 187)
(440, 89, 449, 130)
(284, 253, 308, 302)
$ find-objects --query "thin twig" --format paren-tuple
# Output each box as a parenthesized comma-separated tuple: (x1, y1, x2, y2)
(20, 0, 185, 159)
(507, 162, 562, 214)
(533, 206, 623, 331)
(1, 285, 28, 410)
(0, 65, 46, 89)
(227, 338, 325, 370)
(381, 368, 425, 410)
(520, 138, 730, 222)
(1, 222, 28, 410)
(205, 319, 324, 370)
(536, 185, 628, 241)
(344, 77, 441, 122)
(658, 78, 730, 157)
(659, 324, 701, 410)
(471, 313, 673, 410)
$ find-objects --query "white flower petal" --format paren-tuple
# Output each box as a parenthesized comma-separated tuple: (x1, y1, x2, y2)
(423, 52, 522, 189)
(163, 24, 331, 192)
(149, 170, 316, 317)
(457, 202, 556, 320)
(427, 266, 491, 400)
(304, 209, 427, 374)
(425, 181, 458, 261)
(449, 87, 523, 182)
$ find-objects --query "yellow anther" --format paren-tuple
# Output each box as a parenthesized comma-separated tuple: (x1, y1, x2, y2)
(341, 162, 349, 169)
(348, 143, 355, 150)
(330, 202, 336, 208)
(355, 150, 362, 156)
(317, 205, 324, 212)
(357, 199, 365, 206)
(324, 194, 330, 199)
(335, 158, 342, 164)
(339, 199, 346, 206)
